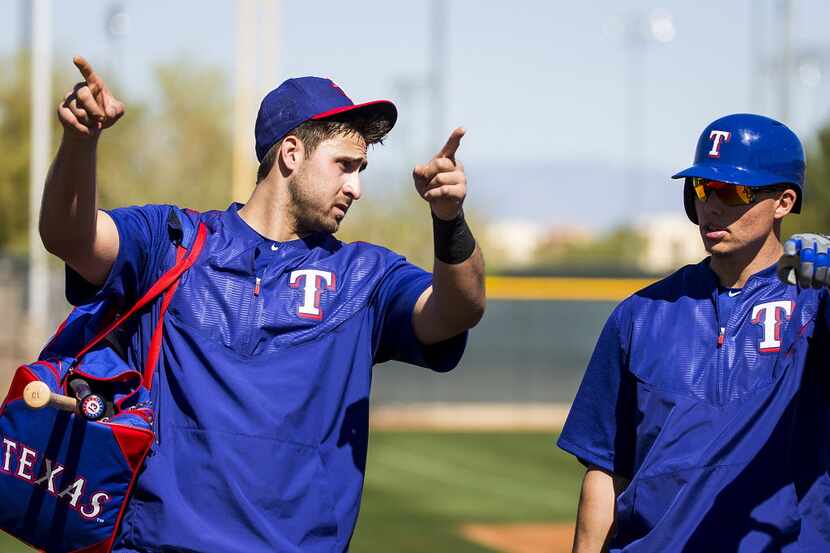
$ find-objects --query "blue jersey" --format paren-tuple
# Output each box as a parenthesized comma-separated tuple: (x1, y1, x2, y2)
(66, 203, 466, 553)
(558, 260, 830, 552)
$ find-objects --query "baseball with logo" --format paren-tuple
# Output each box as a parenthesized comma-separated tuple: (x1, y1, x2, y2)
(80, 394, 106, 420)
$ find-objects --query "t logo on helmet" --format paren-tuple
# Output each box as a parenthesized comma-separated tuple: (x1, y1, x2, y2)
(708, 130, 731, 158)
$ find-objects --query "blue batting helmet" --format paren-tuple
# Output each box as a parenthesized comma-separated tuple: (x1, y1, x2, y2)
(672, 113, 806, 224)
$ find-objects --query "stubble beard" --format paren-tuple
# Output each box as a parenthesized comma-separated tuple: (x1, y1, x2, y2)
(287, 170, 339, 236)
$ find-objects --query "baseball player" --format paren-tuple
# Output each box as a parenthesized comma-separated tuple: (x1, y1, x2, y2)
(39, 56, 485, 552)
(559, 113, 830, 552)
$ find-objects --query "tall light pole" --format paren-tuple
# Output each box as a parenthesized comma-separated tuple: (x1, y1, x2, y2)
(393, 76, 425, 164)
(429, 0, 447, 144)
(20, 0, 32, 53)
(232, 0, 258, 204)
(105, 2, 129, 78)
(28, 0, 52, 345)
(232, 0, 280, 204)
(757, 1, 826, 131)
(778, 0, 793, 122)
(259, 0, 279, 98)
(621, 11, 675, 217)
(750, 0, 767, 112)
(623, 14, 646, 200)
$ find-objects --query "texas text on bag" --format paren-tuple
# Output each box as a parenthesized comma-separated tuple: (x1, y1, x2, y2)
(0, 208, 206, 553)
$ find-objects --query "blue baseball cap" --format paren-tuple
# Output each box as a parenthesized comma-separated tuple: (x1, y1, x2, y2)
(254, 76, 397, 162)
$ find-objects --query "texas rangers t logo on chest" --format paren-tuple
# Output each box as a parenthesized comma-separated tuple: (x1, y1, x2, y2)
(751, 300, 794, 352)
(289, 269, 336, 320)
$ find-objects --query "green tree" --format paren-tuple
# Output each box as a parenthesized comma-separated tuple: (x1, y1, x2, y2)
(96, 59, 232, 211)
(0, 53, 234, 255)
(0, 51, 67, 253)
(783, 124, 830, 236)
(530, 225, 650, 277)
(337, 177, 494, 270)
(0, 61, 29, 251)
(337, 191, 434, 268)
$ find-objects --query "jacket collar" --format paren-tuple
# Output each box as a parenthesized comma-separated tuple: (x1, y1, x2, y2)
(221, 202, 334, 252)
(698, 257, 781, 291)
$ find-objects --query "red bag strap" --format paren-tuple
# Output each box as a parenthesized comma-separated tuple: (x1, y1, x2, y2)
(75, 222, 208, 360)
(143, 246, 186, 388)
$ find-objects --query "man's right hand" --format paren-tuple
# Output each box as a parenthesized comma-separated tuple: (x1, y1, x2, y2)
(777, 233, 830, 288)
(57, 56, 124, 138)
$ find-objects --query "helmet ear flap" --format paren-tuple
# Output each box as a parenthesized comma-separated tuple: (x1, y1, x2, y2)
(792, 185, 803, 214)
(683, 178, 699, 224)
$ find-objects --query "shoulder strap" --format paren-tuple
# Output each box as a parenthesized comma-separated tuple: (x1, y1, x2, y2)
(141, 207, 203, 387)
(167, 207, 199, 248)
(143, 242, 189, 388)
(101, 207, 200, 361)
(75, 223, 208, 362)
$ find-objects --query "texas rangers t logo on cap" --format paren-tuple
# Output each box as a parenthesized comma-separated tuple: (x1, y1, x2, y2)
(708, 130, 731, 158)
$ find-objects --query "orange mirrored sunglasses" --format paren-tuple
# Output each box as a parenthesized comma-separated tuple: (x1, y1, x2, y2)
(691, 177, 784, 206)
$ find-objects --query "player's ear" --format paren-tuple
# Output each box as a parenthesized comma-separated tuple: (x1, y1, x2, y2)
(774, 188, 797, 220)
(279, 136, 305, 173)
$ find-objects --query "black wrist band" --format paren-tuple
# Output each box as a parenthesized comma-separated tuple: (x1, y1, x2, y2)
(432, 210, 476, 264)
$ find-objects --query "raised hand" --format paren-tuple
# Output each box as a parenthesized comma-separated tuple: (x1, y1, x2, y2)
(413, 128, 467, 221)
(57, 56, 124, 138)
(777, 233, 830, 288)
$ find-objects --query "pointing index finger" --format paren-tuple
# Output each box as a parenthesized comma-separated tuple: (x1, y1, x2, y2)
(73, 55, 103, 91)
(435, 127, 466, 161)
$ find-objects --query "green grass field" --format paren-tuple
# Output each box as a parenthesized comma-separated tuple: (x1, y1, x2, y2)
(351, 431, 582, 552)
(0, 431, 583, 552)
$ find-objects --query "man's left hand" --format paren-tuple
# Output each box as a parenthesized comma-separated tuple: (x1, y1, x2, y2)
(413, 128, 467, 220)
(778, 233, 830, 288)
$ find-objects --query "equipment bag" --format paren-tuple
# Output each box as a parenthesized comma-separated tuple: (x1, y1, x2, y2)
(0, 210, 206, 553)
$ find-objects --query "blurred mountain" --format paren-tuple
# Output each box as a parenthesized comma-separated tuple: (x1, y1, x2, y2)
(462, 159, 684, 230)
(366, 159, 685, 231)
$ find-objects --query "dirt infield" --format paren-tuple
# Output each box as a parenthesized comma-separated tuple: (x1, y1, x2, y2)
(459, 522, 574, 553)
(369, 403, 570, 431)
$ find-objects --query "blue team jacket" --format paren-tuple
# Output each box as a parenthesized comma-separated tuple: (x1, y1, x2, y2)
(66, 204, 466, 553)
(558, 260, 830, 552)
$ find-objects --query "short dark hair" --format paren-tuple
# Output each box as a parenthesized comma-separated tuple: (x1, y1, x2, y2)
(256, 114, 389, 183)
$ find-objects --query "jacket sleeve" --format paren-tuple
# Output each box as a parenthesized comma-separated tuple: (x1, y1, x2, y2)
(557, 303, 637, 478)
(66, 204, 174, 307)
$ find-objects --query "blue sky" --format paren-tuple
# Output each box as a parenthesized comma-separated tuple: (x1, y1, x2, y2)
(4, 0, 830, 227)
